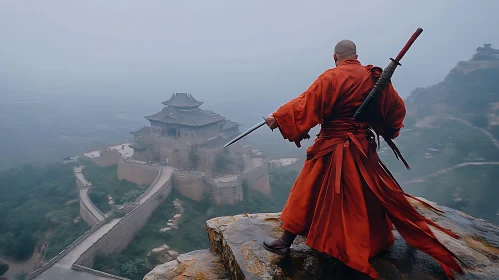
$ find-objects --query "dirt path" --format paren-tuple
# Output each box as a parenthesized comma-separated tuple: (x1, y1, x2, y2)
(404, 114, 499, 185)
(403, 161, 499, 185)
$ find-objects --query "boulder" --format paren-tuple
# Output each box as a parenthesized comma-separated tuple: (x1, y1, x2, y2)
(144, 249, 230, 280)
(145, 197, 499, 279)
(147, 244, 179, 265)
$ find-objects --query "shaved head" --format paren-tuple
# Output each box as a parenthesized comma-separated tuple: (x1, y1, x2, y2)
(334, 40, 357, 64)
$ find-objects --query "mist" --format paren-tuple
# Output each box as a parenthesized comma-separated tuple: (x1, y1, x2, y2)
(0, 0, 498, 167)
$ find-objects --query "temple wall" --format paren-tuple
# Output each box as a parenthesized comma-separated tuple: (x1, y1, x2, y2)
(207, 176, 243, 205)
(84, 150, 121, 167)
(117, 160, 160, 186)
(75, 169, 173, 267)
(172, 170, 207, 201)
(452, 60, 499, 75)
(242, 162, 271, 196)
(131, 149, 150, 162)
(195, 149, 215, 174)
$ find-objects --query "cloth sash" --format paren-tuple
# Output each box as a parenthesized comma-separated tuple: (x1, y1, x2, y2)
(307, 118, 461, 240)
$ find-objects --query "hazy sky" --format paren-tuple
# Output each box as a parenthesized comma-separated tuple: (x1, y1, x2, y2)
(1, 1, 498, 114)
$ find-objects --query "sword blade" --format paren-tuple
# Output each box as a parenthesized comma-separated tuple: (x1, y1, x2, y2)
(223, 119, 267, 148)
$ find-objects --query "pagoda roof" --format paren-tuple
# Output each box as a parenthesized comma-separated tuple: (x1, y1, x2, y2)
(145, 106, 225, 127)
(130, 126, 150, 136)
(162, 92, 203, 108)
(472, 44, 499, 60)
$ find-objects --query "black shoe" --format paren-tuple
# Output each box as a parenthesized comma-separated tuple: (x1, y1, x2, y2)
(263, 237, 291, 256)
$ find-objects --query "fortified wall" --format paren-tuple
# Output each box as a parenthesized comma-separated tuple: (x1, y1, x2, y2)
(79, 197, 101, 227)
(85, 149, 122, 167)
(171, 158, 270, 204)
(75, 167, 105, 227)
(172, 170, 206, 201)
(207, 175, 243, 205)
(452, 59, 499, 75)
(75, 167, 173, 268)
(450, 44, 499, 76)
(117, 159, 160, 185)
(135, 134, 242, 174)
(242, 162, 271, 196)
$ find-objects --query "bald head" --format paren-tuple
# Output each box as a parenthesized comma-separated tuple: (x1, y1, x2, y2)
(334, 40, 357, 65)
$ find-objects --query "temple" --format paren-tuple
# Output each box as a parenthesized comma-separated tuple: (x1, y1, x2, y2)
(144, 92, 239, 139)
(130, 92, 244, 172)
(124, 92, 272, 204)
(471, 44, 499, 60)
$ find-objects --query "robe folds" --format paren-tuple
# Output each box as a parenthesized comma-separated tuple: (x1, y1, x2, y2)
(272, 59, 464, 279)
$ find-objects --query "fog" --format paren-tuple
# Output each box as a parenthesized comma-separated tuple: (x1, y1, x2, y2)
(0, 0, 498, 167)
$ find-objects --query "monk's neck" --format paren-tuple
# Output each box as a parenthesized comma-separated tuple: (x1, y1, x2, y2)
(337, 59, 360, 67)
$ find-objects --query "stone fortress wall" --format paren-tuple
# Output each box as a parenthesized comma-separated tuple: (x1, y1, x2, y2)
(75, 167, 105, 227)
(117, 159, 160, 186)
(242, 162, 271, 196)
(29, 165, 173, 280)
(79, 198, 101, 227)
(75, 166, 173, 268)
(207, 175, 243, 205)
(172, 170, 207, 201)
(29, 217, 109, 279)
(30, 134, 294, 279)
(170, 157, 272, 204)
(86, 149, 122, 167)
(453, 60, 499, 75)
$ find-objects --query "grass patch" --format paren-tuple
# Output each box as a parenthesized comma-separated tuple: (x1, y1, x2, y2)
(44, 212, 90, 259)
(380, 119, 499, 181)
(406, 164, 499, 224)
(81, 160, 148, 213)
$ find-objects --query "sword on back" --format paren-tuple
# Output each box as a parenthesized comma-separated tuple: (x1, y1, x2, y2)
(353, 27, 423, 120)
(223, 28, 423, 149)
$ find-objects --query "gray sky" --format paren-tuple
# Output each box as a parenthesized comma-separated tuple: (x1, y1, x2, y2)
(0, 1, 498, 114)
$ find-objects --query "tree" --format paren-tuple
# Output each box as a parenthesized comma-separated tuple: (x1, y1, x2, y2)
(0, 263, 9, 276)
(14, 271, 28, 280)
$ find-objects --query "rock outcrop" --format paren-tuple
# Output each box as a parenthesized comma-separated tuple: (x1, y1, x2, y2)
(144, 197, 499, 279)
(147, 244, 180, 265)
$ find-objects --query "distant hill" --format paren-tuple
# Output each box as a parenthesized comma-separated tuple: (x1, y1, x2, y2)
(380, 44, 499, 224)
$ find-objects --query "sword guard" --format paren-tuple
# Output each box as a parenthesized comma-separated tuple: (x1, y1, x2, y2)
(389, 57, 402, 66)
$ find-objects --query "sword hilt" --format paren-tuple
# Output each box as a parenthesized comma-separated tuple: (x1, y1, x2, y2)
(395, 27, 423, 63)
(262, 116, 274, 131)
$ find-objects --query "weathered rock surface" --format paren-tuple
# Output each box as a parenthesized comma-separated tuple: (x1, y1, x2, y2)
(145, 197, 499, 279)
(144, 249, 230, 279)
(147, 244, 180, 265)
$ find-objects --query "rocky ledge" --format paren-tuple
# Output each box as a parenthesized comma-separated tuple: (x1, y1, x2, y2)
(144, 197, 499, 279)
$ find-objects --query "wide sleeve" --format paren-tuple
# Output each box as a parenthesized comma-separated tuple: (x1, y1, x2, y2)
(380, 83, 406, 139)
(272, 71, 336, 147)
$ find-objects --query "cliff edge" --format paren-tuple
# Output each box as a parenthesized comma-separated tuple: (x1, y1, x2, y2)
(144, 197, 499, 279)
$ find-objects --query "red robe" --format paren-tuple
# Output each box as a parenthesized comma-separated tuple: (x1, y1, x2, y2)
(272, 59, 464, 279)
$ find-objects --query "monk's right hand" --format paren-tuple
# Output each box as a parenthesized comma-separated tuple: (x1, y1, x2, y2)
(265, 114, 278, 130)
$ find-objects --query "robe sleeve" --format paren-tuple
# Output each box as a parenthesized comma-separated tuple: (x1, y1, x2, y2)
(380, 83, 406, 139)
(272, 71, 336, 147)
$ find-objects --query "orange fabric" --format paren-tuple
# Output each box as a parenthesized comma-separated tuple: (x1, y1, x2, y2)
(273, 59, 464, 279)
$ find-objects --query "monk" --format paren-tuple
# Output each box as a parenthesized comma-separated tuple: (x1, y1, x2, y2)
(262, 40, 464, 279)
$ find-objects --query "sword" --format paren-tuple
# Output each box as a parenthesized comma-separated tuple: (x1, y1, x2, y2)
(223, 117, 268, 148)
(353, 27, 423, 120)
